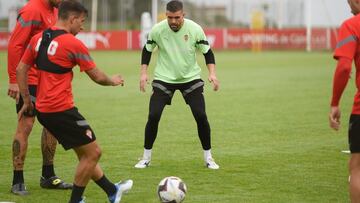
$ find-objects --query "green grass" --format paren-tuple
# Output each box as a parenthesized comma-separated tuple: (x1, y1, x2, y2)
(0, 50, 354, 202)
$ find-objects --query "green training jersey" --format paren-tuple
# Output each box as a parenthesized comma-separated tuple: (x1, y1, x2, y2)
(145, 19, 210, 83)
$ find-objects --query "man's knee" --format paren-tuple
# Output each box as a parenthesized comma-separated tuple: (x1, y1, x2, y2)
(193, 110, 208, 122)
(148, 111, 162, 123)
(350, 154, 360, 171)
(89, 144, 102, 162)
(17, 117, 35, 136)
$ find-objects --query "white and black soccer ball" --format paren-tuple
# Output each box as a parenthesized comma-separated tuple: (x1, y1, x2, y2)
(157, 176, 187, 203)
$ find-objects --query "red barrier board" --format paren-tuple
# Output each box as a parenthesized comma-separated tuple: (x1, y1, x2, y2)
(204, 29, 224, 49)
(0, 28, 337, 51)
(226, 29, 329, 50)
(131, 30, 141, 50)
(76, 31, 128, 50)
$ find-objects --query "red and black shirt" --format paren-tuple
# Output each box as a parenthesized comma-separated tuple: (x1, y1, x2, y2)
(21, 27, 96, 113)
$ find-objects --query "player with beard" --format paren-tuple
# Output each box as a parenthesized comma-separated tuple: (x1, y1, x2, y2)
(135, 0, 220, 170)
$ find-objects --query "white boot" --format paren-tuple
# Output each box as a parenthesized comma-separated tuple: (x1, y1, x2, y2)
(134, 149, 152, 169)
(204, 149, 219, 169)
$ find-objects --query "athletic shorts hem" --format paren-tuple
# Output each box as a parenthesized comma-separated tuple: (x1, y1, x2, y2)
(37, 107, 96, 150)
(349, 114, 360, 153)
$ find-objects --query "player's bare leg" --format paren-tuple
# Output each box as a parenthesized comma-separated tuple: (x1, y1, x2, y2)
(349, 153, 360, 203)
(41, 128, 57, 167)
(13, 117, 34, 170)
(90, 164, 133, 203)
(71, 142, 101, 202)
(70, 142, 132, 203)
(40, 128, 72, 189)
(69, 141, 101, 202)
(73, 141, 102, 186)
(11, 116, 35, 195)
(41, 128, 57, 179)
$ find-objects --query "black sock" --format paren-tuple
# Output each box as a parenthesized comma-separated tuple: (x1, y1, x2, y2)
(42, 164, 55, 179)
(95, 175, 116, 196)
(13, 170, 24, 185)
(69, 184, 85, 203)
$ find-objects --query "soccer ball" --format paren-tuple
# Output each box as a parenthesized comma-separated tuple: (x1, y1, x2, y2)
(157, 176, 187, 203)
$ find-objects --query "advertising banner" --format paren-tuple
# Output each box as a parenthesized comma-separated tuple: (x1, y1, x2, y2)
(0, 28, 337, 51)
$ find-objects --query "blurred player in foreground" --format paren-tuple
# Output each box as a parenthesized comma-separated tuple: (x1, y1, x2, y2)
(329, 0, 360, 202)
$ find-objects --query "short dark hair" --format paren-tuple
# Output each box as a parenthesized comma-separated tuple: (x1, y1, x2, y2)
(166, 0, 183, 12)
(58, 0, 88, 20)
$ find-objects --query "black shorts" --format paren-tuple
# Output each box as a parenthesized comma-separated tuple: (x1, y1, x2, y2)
(349, 114, 360, 153)
(37, 107, 96, 150)
(151, 79, 204, 105)
(16, 85, 37, 117)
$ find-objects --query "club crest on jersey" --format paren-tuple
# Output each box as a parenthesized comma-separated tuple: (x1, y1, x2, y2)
(184, 34, 189, 41)
(86, 129, 93, 139)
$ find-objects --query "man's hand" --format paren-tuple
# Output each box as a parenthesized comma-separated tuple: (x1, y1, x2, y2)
(111, 74, 124, 86)
(208, 74, 219, 91)
(329, 106, 341, 131)
(140, 72, 149, 92)
(18, 100, 34, 121)
(8, 83, 20, 103)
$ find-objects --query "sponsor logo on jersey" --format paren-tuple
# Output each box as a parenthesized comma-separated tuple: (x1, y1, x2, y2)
(86, 129, 93, 139)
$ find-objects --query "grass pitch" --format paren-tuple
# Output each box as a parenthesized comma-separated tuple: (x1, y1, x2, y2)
(0, 50, 353, 202)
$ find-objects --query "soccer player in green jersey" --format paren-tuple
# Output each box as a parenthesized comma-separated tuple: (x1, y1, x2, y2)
(135, 0, 220, 169)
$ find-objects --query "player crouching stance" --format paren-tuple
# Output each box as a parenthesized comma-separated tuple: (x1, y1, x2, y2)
(135, 0, 220, 170)
(16, 1, 132, 202)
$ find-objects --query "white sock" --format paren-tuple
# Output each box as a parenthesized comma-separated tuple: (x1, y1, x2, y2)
(204, 149, 212, 161)
(143, 149, 152, 160)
